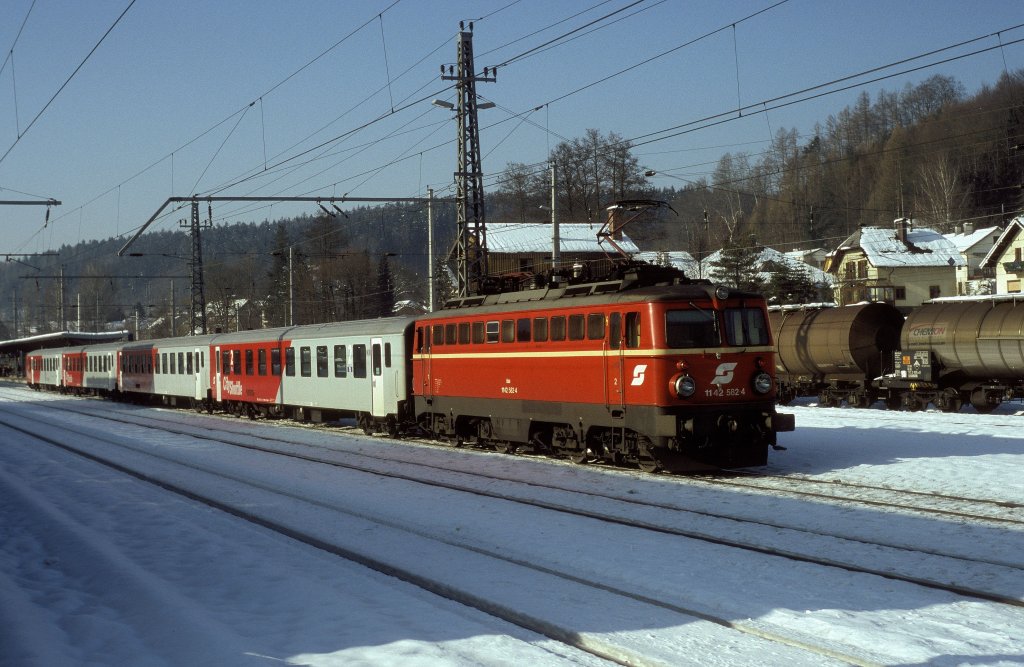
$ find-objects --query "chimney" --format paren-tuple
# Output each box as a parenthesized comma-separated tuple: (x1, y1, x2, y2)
(895, 217, 909, 244)
(963, 222, 975, 235)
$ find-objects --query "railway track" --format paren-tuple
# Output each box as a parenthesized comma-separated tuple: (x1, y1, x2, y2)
(3, 387, 1023, 610)
(0, 397, 872, 667)
(704, 470, 1024, 526)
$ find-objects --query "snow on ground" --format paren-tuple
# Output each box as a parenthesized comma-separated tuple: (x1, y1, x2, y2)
(1, 385, 1023, 666)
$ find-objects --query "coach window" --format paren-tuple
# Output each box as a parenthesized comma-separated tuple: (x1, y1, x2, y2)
(160, 353, 166, 374)
(285, 347, 295, 376)
(178, 352, 186, 375)
(384, 342, 392, 367)
(609, 313, 622, 349)
(445, 324, 457, 345)
(433, 324, 445, 347)
(317, 345, 329, 377)
(372, 343, 383, 376)
(501, 319, 515, 343)
(517, 318, 531, 342)
(271, 348, 282, 376)
(458, 322, 470, 344)
(472, 321, 485, 344)
(242, 350, 251, 375)
(221, 351, 229, 375)
(486, 321, 500, 343)
(625, 312, 641, 348)
(532, 317, 547, 342)
(569, 314, 586, 340)
(300, 346, 312, 377)
(587, 313, 605, 340)
(550, 315, 566, 341)
(258, 349, 267, 376)
(334, 345, 347, 378)
(186, 351, 193, 375)
(353, 344, 367, 378)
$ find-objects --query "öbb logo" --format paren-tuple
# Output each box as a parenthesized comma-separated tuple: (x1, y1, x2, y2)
(630, 364, 648, 386)
(710, 362, 738, 385)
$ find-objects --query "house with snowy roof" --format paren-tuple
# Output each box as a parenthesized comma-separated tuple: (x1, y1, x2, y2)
(700, 245, 834, 301)
(945, 223, 1001, 295)
(634, 250, 699, 278)
(824, 218, 964, 311)
(979, 216, 1024, 294)
(484, 222, 639, 281)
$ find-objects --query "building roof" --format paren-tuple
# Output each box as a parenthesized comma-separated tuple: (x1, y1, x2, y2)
(486, 222, 639, 255)
(832, 224, 965, 268)
(980, 216, 1024, 268)
(634, 250, 698, 276)
(944, 225, 1001, 253)
(701, 246, 834, 286)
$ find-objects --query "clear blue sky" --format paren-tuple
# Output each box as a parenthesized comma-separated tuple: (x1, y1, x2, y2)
(1, 0, 1021, 256)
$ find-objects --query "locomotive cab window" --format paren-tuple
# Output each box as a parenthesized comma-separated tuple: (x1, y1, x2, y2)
(433, 325, 445, 346)
(723, 308, 769, 346)
(609, 313, 621, 349)
(666, 309, 720, 348)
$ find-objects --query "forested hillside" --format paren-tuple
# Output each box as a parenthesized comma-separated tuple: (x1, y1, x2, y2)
(2, 71, 1021, 339)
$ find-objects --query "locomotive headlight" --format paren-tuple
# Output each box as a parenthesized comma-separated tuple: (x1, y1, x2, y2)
(753, 371, 773, 394)
(674, 375, 696, 398)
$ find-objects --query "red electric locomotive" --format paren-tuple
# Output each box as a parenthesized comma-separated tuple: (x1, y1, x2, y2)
(413, 269, 794, 472)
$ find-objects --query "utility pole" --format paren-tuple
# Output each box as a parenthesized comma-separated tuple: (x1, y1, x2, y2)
(427, 187, 435, 311)
(182, 200, 211, 335)
(441, 22, 495, 296)
(550, 163, 559, 271)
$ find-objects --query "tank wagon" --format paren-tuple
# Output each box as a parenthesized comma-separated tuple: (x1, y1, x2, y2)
(769, 303, 904, 407)
(770, 296, 1024, 412)
(877, 297, 1024, 412)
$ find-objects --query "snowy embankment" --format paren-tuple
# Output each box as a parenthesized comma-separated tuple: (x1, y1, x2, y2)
(1, 385, 1023, 666)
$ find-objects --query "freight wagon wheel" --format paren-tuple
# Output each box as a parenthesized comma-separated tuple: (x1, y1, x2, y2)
(567, 447, 589, 465)
(938, 389, 962, 413)
(969, 389, 998, 414)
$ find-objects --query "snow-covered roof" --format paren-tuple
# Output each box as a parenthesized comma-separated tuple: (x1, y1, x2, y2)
(833, 224, 965, 268)
(701, 246, 834, 286)
(486, 222, 638, 254)
(980, 216, 1024, 268)
(634, 250, 698, 276)
(944, 225, 1001, 253)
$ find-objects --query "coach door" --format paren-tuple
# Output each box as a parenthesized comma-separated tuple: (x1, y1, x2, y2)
(194, 348, 204, 401)
(214, 346, 223, 402)
(370, 338, 386, 417)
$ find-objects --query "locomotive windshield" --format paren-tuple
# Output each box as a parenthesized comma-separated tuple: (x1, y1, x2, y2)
(723, 307, 770, 346)
(666, 309, 720, 348)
